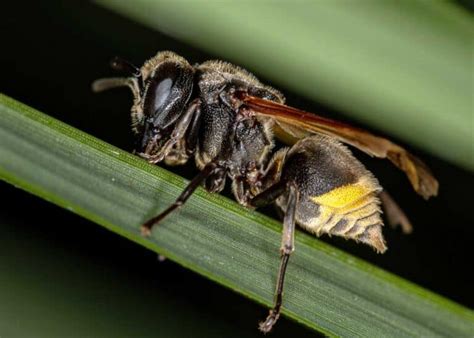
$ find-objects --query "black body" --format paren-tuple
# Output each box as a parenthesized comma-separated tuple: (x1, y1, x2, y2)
(93, 51, 388, 333)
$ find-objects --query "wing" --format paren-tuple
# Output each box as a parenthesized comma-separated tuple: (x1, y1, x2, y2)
(237, 92, 438, 199)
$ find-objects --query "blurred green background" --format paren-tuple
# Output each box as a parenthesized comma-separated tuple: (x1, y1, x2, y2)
(1, 1, 472, 337)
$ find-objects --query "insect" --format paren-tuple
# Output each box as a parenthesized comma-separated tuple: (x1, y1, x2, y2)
(92, 51, 438, 333)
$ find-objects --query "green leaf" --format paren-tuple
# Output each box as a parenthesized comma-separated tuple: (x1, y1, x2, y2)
(96, 0, 474, 170)
(1, 94, 473, 336)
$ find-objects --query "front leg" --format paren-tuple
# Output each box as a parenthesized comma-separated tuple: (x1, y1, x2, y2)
(147, 99, 201, 164)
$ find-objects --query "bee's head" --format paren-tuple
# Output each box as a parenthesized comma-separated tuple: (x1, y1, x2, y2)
(92, 51, 194, 158)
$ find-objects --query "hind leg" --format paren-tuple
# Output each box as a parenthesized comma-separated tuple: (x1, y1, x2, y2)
(380, 191, 413, 234)
(249, 182, 299, 333)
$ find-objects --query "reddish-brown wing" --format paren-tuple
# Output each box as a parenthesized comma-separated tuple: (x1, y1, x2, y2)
(237, 93, 438, 199)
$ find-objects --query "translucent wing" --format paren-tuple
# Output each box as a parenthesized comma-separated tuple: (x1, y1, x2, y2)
(237, 92, 438, 199)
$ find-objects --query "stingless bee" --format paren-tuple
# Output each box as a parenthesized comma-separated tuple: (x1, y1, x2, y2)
(92, 51, 438, 333)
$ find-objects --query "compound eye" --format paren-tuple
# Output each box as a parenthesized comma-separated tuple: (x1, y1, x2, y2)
(143, 62, 179, 117)
(150, 77, 173, 113)
(142, 61, 192, 129)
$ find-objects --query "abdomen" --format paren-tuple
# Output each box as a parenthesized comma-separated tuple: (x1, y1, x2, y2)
(276, 136, 386, 253)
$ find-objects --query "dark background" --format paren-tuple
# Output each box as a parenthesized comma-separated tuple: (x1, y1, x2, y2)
(1, 2, 472, 337)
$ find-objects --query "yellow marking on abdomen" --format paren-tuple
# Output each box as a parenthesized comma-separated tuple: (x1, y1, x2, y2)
(308, 177, 382, 235)
(311, 183, 373, 209)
